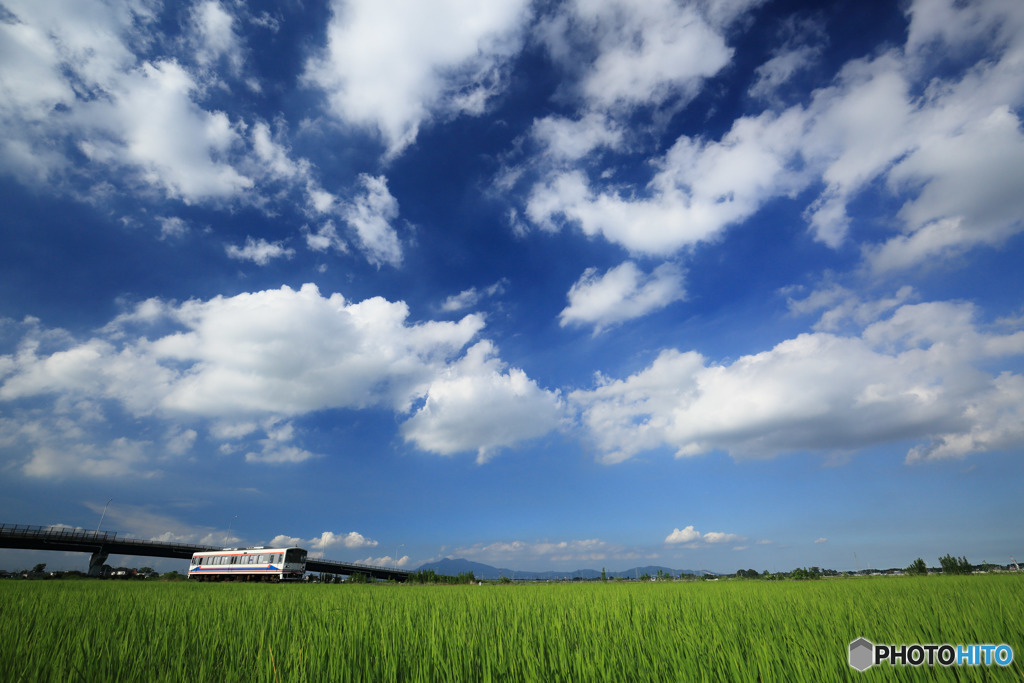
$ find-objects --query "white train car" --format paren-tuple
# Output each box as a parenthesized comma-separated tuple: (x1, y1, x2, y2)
(188, 547, 307, 582)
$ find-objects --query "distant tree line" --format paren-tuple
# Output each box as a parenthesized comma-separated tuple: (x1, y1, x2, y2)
(408, 569, 477, 584)
(736, 567, 837, 581)
(731, 555, 994, 580)
(0, 563, 182, 580)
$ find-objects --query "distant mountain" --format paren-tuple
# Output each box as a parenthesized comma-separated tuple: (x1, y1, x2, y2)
(415, 558, 715, 581)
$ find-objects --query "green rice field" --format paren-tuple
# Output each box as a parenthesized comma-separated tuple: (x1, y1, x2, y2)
(1, 575, 1021, 681)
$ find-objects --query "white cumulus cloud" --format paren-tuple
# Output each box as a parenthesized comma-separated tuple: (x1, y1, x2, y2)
(401, 341, 565, 463)
(303, 0, 530, 156)
(572, 295, 1024, 464)
(0, 284, 563, 468)
(665, 526, 701, 544)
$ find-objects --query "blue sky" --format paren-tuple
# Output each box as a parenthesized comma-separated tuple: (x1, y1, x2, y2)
(1, 0, 1023, 575)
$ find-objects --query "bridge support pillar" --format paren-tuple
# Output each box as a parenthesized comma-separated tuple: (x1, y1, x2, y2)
(88, 550, 108, 577)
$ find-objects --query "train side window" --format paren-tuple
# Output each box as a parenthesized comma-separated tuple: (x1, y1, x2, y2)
(230, 556, 237, 565)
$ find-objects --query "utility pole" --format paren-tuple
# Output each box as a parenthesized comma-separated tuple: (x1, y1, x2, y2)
(96, 498, 112, 533)
(226, 515, 237, 546)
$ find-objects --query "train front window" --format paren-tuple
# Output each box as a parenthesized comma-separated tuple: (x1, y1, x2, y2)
(285, 549, 306, 564)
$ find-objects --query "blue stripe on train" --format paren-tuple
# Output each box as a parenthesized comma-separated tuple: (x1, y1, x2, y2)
(190, 566, 286, 571)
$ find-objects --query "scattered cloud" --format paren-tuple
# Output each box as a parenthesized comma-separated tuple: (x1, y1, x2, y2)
(189, 1, 246, 74)
(440, 280, 508, 313)
(342, 174, 403, 267)
(538, 0, 740, 113)
(304, 221, 348, 254)
(269, 530, 379, 559)
(451, 538, 613, 565)
(749, 45, 820, 101)
(157, 217, 190, 240)
(814, 537, 828, 544)
(666, 525, 745, 546)
(559, 261, 685, 332)
(226, 237, 295, 265)
(703, 531, 743, 544)
(358, 555, 410, 567)
(509, 0, 1024, 272)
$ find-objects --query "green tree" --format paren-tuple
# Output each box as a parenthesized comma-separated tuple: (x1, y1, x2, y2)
(906, 558, 927, 575)
(790, 567, 821, 580)
(601, 567, 607, 581)
(939, 554, 972, 575)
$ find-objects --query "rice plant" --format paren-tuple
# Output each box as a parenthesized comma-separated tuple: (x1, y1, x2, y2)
(0, 575, 1020, 681)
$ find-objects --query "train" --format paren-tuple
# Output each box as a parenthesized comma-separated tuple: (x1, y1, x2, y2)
(188, 546, 307, 582)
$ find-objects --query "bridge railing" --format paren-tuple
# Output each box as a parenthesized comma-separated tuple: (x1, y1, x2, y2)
(308, 557, 411, 575)
(0, 523, 118, 541)
(0, 524, 222, 553)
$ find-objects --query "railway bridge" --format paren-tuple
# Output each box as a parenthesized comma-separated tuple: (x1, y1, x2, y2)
(0, 523, 411, 582)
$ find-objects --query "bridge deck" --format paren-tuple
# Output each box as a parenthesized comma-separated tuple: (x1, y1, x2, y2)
(0, 524, 410, 581)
